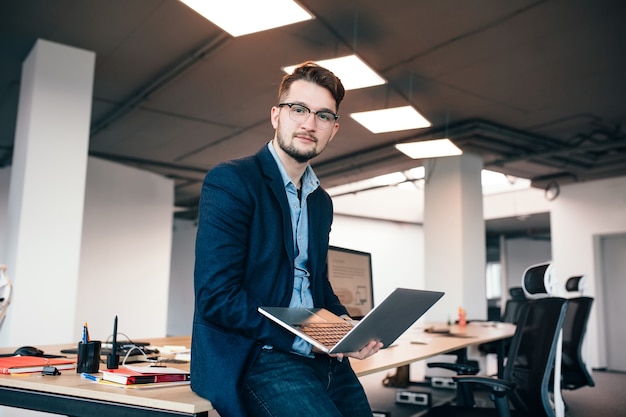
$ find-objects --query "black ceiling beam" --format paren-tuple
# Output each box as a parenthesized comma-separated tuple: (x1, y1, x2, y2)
(90, 34, 230, 138)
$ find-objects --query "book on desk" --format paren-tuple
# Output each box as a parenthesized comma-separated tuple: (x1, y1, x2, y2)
(0, 356, 75, 374)
(100, 365, 190, 385)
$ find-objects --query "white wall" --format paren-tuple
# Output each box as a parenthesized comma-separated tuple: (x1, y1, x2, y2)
(329, 215, 424, 306)
(0, 157, 174, 346)
(76, 157, 174, 342)
(551, 175, 626, 369)
(167, 218, 197, 336)
(503, 238, 552, 290)
(483, 187, 550, 219)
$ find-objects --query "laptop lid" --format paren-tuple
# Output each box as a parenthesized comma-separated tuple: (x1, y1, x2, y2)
(259, 288, 444, 354)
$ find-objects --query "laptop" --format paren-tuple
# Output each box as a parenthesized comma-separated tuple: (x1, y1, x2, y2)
(259, 288, 444, 354)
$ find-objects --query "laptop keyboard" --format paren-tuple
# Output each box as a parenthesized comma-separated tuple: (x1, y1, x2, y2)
(298, 322, 354, 348)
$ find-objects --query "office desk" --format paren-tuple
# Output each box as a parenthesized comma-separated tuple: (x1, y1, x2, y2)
(350, 322, 516, 377)
(0, 336, 213, 417)
(0, 325, 514, 417)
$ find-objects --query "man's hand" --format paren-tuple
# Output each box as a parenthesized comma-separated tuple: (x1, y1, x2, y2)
(333, 340, 384, 360)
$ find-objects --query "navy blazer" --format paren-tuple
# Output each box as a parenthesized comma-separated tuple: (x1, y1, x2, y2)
(190, 145, 347, 417)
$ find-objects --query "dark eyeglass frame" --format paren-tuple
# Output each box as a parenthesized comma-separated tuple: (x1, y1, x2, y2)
(278, 102, 339, 128)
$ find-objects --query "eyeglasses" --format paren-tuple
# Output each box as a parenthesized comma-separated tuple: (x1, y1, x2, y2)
(278, 103, 339, 129)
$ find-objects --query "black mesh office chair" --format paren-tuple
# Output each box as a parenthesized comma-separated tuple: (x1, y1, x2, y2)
(425, 262, 567, 417)
(425, 296, 569, 417)
(559, 275, 595, 391)
(521, 262, 559, 299)
(426, 286, 530, 404)
(478, 287, 528, 378)
(426, 348, 479, 407)
(501, 287, 528, 323)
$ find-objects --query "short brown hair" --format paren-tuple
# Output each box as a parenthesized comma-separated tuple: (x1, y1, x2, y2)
(278, 61, 345, 112)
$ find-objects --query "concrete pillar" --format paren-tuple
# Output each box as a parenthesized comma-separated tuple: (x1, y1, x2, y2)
(423, 153, 486, 322)
(1, 39, 95, 346)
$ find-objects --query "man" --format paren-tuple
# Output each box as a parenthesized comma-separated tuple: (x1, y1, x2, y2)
(191, 61, 382, 417)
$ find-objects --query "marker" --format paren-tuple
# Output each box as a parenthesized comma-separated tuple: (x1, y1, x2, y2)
(81, 372, 101, 382)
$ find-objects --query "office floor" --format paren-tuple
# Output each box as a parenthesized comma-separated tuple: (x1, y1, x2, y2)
(361, 370, 457, 417)
(362, 369, 626, 417)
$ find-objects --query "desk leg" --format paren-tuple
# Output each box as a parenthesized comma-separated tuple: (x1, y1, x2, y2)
(382, 364, 410, 388)
(496, 340, 505, 379)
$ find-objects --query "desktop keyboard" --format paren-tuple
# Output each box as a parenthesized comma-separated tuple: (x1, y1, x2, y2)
(298, 322, 353, 349)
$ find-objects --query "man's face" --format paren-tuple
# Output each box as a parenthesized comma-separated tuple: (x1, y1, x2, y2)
(271, 80, 340, 164)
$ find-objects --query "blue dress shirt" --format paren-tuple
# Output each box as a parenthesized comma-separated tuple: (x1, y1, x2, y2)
(268, 142, 319, 356)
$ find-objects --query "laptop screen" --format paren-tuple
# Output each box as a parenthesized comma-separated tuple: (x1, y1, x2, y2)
(327, 246, 374, 319)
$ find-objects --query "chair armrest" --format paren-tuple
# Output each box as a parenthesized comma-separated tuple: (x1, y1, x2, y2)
(453, 375, 516, 393)
(427, 362, 479, 375)
(454, 375, 516, 417)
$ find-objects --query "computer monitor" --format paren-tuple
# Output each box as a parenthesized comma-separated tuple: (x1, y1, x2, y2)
(327, 246, 374, 319)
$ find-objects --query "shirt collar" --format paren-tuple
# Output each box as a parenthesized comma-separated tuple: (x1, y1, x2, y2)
(267, 141, 320, 193)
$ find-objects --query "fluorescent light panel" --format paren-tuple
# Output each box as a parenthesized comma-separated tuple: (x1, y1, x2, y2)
(283, 55, 386, 90)
(351, 106, 431, 134)
(180, 0, 313, 37)
(395, 138, 462, 159)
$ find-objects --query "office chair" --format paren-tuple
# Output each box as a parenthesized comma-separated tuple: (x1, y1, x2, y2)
(520, 262, 567, 413)
(521, 262, 561, 299)
(427, 286, 529, 404)
(0, 264, 12, 329)
(427, 262, 564, 412)
(478, 287, 528, 378)
(501, 287, 528, 323)
(425, 296, 569, 417)
(426, 348, 479, 407)
(559, 275, 595, 391)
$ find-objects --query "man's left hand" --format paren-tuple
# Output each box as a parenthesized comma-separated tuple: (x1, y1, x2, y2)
(333, 340, 384, 360)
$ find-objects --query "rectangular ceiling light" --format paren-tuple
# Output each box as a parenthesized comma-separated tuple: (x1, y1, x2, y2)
(180, 0, 313, 37)
(283, 55, 386, 90)
(395, 138, 463, 159)
(351, 105, 431, 133)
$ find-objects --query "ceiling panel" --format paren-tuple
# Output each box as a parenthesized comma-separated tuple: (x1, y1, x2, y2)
(0, 0, 624, 233)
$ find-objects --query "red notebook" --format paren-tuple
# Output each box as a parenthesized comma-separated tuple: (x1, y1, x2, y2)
(100, 366, 190, 385)
(0, 356, 75, 374)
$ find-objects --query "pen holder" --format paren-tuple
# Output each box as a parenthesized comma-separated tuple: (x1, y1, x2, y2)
(76, 341, 101, 373)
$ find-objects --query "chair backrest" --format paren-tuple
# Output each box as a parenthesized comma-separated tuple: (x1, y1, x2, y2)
(501, 287, 527, 324)
(522, 262, 559, 299)
(0, 265, 12, 327)
(560, 296, 595, 390)
(565, 275, 587, 294)
(504, 297, 568, 417)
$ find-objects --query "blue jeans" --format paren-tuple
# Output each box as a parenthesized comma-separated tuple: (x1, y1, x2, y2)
(242, 349, 372, 417)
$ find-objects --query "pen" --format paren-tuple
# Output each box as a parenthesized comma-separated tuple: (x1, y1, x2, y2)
(81, 372, 101, 382)
(82, 322, 89, 344)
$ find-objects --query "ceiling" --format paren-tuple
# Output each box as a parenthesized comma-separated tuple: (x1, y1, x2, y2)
(1, 1, 625, 232)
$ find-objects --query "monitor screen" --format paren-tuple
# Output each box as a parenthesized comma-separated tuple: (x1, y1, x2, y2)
(327, 246, 374, 319)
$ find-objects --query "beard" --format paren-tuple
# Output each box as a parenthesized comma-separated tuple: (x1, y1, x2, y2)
(276, 131, 319, 163)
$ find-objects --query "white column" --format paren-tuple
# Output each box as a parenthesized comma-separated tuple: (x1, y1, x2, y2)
(1, 39, 95, 346)
(423, 153, 486, 322)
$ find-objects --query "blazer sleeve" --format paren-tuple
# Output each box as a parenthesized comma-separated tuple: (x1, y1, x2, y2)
(193, 160, 294, 352)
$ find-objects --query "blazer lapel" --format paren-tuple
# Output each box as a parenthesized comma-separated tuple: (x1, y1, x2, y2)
(256, 146, 294, 265)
